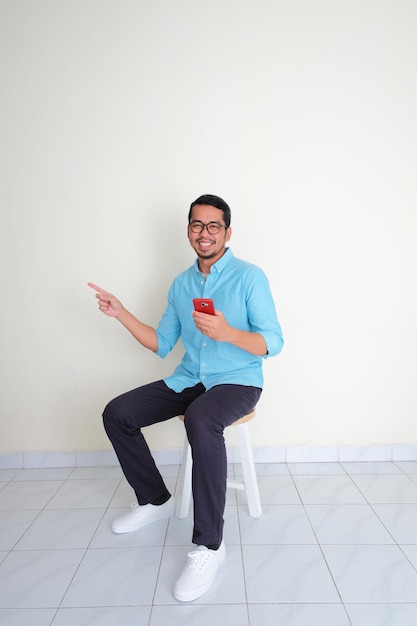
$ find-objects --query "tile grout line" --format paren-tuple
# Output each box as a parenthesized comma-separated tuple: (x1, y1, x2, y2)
(288, 468, 354, 625)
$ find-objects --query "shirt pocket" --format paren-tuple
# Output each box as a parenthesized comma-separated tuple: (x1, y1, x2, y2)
(211, 291, 249, 329)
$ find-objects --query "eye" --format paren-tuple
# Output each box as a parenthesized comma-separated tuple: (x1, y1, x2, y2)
(189, 222, 204, 233)
(206, 223, 222, 234)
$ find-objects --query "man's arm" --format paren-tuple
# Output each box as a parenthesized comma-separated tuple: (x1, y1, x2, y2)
(192, 310, 267, 356)
(88, 283, 158, 352)
(223, 326, 268, 356)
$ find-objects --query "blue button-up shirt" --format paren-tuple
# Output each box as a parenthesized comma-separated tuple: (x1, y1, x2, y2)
(156, 248, 283, 391)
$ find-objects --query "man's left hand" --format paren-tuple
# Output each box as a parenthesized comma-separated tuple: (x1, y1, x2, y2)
(192, 310, 231, 342)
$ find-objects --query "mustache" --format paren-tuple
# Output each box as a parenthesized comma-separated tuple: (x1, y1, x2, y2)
(196, 237, 215, 243)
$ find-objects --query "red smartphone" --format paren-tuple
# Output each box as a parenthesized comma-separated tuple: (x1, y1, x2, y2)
(193, 298, 215, 315)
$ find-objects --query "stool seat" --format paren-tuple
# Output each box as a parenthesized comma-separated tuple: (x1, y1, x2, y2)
(177, 409, 255, 426)
(175, 410, 262, 519)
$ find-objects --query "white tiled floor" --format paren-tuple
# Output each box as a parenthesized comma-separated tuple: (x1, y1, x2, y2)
(2, 461, 417, 625)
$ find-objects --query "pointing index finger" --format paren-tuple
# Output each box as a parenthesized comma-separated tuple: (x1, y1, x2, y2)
(87, 282, 107, 296)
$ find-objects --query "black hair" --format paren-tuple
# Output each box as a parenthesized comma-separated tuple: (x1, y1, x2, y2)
(188, 194, 231, 228)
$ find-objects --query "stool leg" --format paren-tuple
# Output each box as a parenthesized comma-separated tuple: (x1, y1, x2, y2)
(175, 436, 192, 519)
(236, 423, 262, 518)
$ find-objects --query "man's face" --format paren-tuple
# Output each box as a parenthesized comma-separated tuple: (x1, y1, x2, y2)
(187, 204, 231, 265)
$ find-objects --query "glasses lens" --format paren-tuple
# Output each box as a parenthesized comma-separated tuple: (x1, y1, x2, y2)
(206, 223, 222, 234)
(190, 222, 204, 233)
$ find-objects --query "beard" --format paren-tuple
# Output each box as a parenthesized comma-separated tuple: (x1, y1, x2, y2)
(189, 233, 229, 265)
(196, 248, 219, 259)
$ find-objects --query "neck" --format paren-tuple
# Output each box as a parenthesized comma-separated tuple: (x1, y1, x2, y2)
(198, 260, 212, 274)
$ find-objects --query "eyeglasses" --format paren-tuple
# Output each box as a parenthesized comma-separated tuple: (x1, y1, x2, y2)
(189, 221, 228, 235)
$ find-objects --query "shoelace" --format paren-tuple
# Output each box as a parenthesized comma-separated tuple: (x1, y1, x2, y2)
(186, 547, 213, 572)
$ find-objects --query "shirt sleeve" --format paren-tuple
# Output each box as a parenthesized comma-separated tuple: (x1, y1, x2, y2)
(245, 267, 284, 358)
(155, 283, 181, 358)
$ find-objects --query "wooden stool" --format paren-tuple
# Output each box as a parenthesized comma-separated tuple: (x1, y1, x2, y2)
(175, 410, 262, 519)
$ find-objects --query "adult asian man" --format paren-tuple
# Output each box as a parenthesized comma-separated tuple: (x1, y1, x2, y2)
(88, 193, 283, 602)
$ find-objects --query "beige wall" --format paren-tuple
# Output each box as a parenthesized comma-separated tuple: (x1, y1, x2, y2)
(1, 0, 417, 455)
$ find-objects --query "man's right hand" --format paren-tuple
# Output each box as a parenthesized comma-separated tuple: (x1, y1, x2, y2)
(88, 283, 124, 318)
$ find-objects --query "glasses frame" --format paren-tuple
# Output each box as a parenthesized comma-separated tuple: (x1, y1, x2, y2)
(188, 220, 228, 235)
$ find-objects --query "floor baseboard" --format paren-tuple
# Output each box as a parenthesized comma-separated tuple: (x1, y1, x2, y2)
(1, 444, 417, 469)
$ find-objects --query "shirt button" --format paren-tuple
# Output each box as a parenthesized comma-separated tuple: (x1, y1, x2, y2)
(202, 363, 206, 367)
(203, 343, 207, 347)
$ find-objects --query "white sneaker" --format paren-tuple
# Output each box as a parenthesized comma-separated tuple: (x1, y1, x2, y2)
(111, 497, 175, 534)
(174, 542, 226, 602)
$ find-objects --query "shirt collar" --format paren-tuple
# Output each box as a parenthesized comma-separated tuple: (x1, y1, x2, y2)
(193, 247, 233, 275)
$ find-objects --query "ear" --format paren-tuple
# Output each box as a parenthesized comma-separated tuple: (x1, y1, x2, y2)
(226, 226, 232, 242)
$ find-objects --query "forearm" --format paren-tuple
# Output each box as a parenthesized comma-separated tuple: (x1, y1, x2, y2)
(116, 308, 158, 352)
(226, 328, 268, 356)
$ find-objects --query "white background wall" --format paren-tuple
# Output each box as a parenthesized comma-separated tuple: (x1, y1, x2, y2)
(1, 0, 416, 456)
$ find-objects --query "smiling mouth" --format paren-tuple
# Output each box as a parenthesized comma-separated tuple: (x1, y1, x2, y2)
(197, 240, 214, 249)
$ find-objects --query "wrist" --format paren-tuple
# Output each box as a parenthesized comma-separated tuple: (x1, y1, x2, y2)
(115, 306, 128, 321)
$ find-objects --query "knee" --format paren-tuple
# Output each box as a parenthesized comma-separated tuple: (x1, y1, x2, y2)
(184, 409, 222, 443)
(102, 396, 124, 432)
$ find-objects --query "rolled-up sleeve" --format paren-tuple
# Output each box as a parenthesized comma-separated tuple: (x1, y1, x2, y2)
(155, 286, 181, 359)
(246, 267, 284, 358)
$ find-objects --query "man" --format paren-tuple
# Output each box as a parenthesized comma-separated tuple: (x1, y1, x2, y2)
(88, 194, 283, 602)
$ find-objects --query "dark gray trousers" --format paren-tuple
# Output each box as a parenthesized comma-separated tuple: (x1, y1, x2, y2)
(103, 380, 262, 547)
